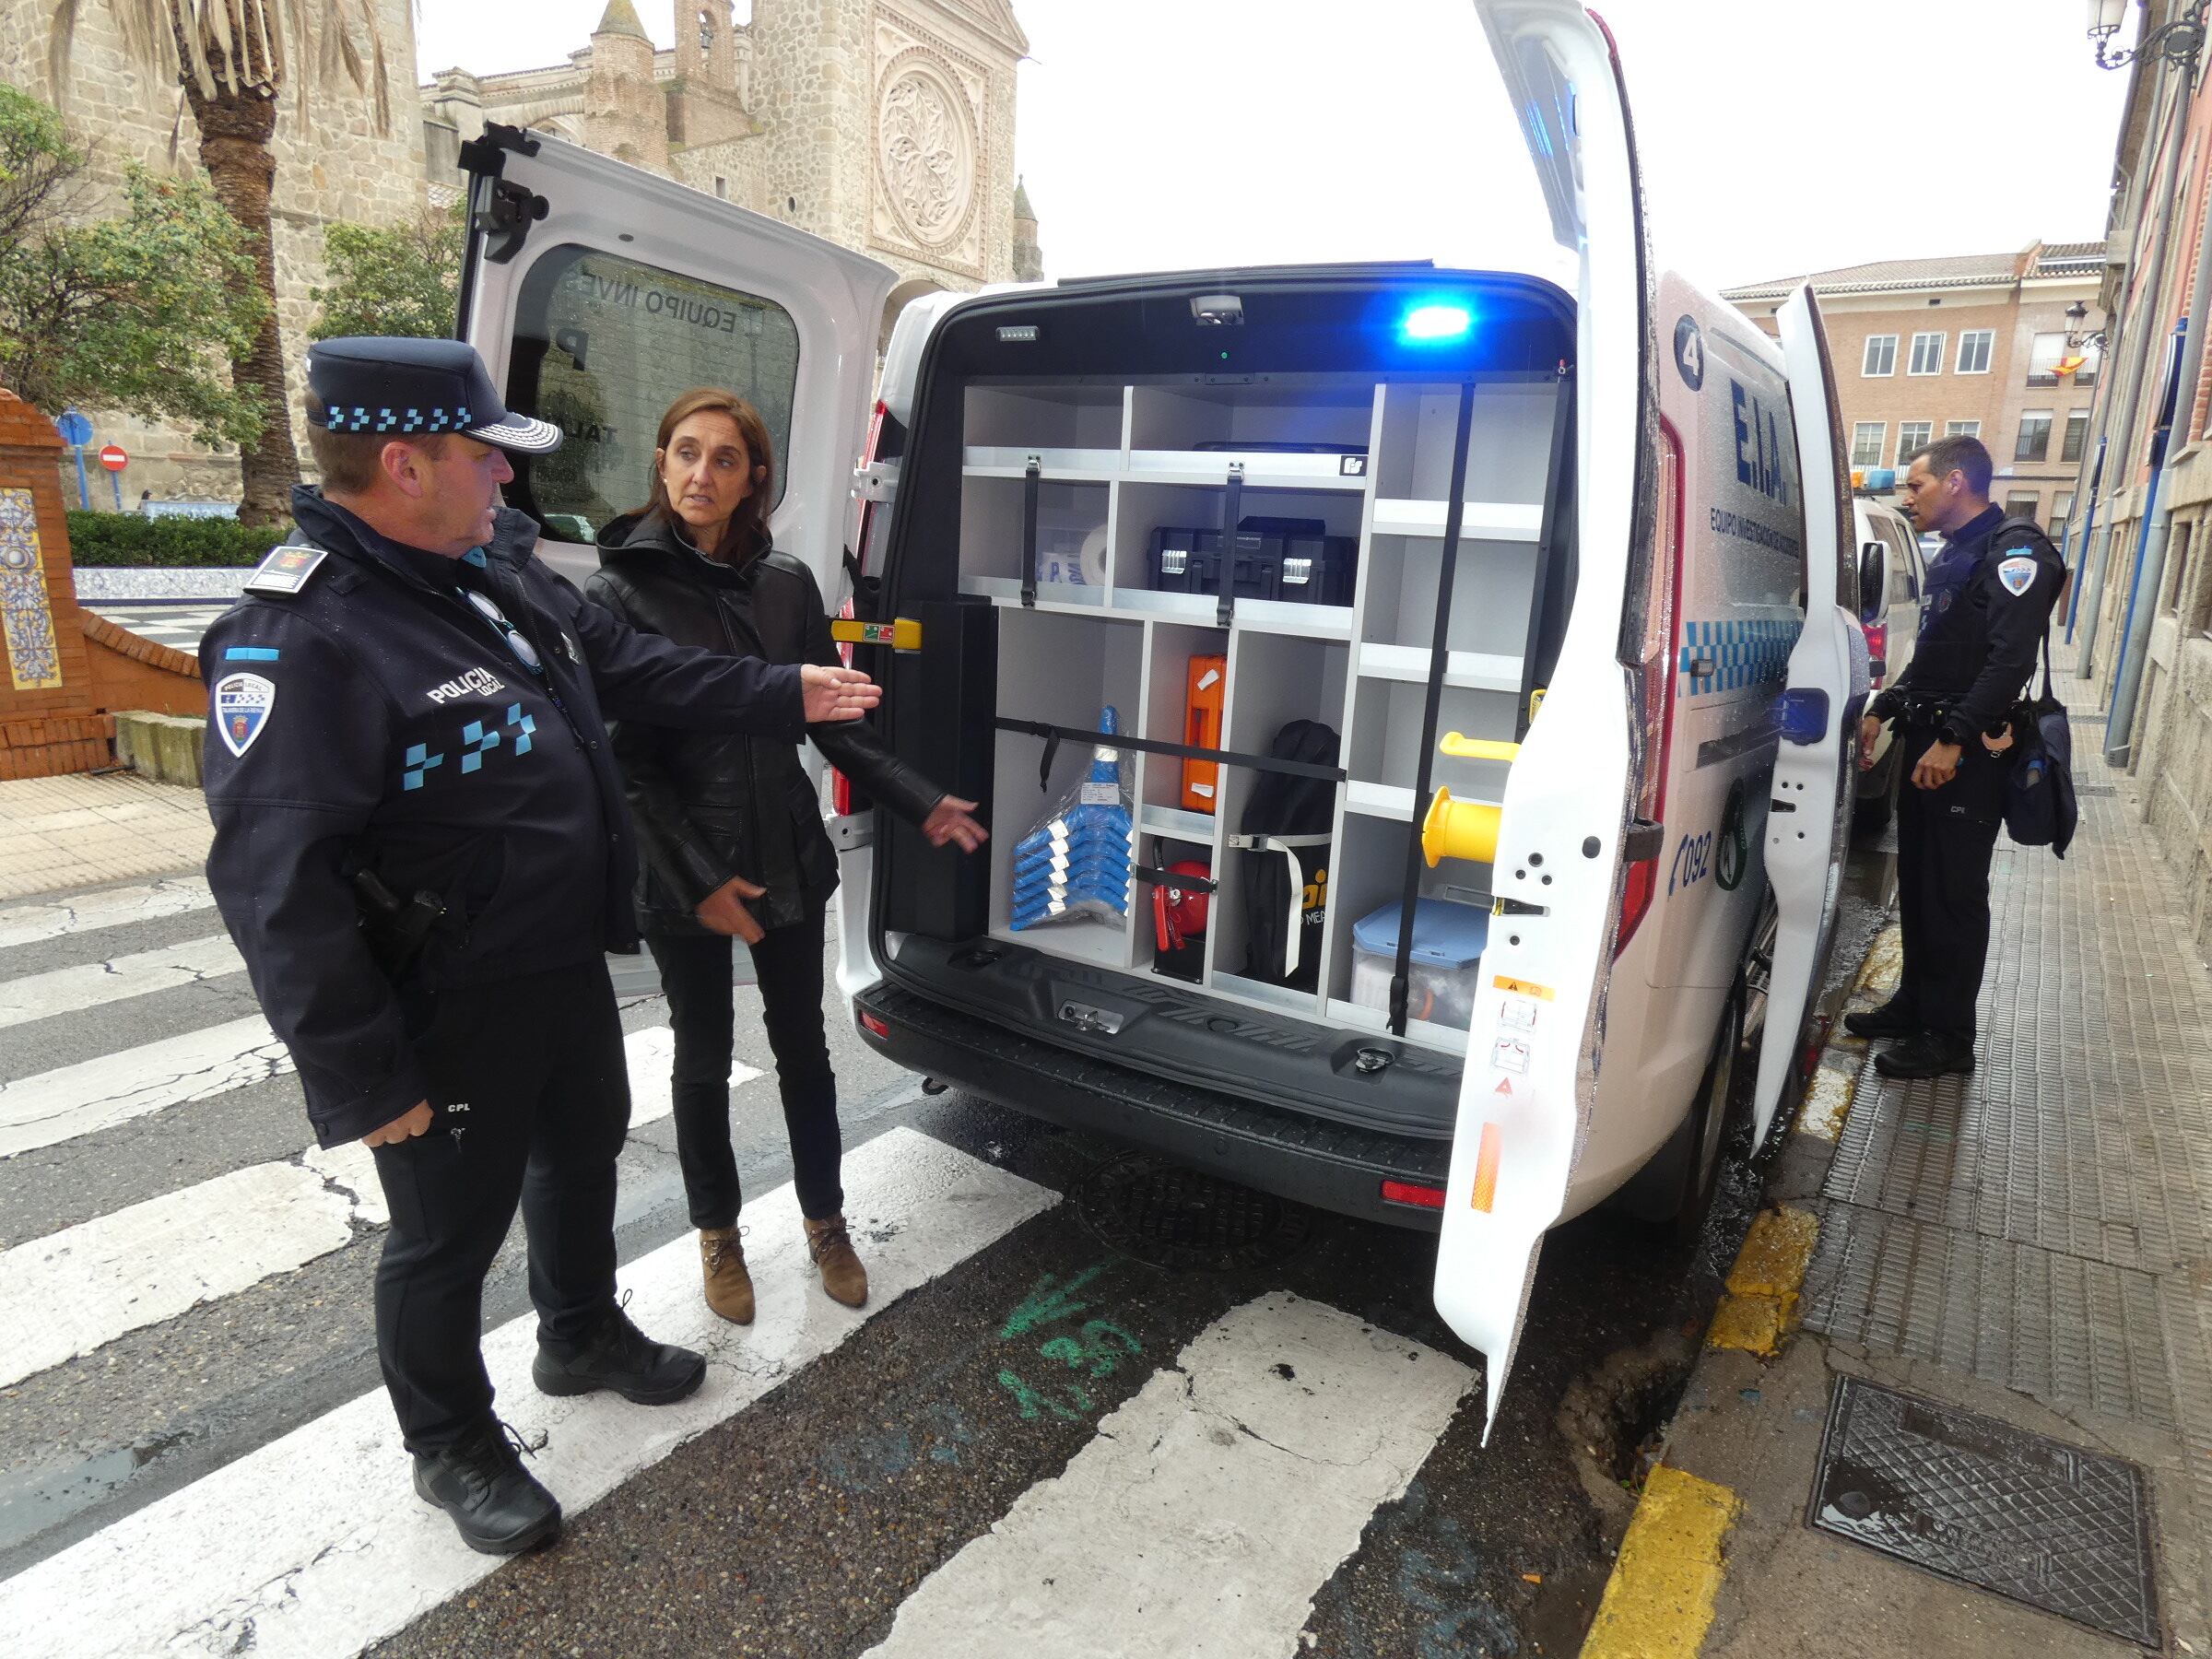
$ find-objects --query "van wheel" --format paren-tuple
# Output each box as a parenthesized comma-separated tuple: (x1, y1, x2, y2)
(1671, 989, 1747, 1241)
(1852, 751, 1898, 839)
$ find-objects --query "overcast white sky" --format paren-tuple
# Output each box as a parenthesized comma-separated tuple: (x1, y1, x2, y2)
(415, 1, 2136, 296)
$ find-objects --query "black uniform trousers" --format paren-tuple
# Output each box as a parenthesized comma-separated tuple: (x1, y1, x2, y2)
(369, 959, 629, 1454)
(1892, 724, 2006, 1048)
(645, 900, 844, 1229)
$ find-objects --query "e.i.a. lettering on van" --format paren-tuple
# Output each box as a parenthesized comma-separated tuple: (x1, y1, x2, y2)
(1730, 379, 1794, 507)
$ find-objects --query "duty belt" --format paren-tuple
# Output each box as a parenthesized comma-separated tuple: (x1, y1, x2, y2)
(1899, 697, 1959, 727)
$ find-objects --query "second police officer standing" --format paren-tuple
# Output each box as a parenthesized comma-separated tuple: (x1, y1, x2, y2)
(1850, 434, 2065, 1079)
(199, 338, 882, 1556)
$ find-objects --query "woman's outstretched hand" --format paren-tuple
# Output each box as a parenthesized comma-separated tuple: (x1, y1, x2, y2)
(922, 795, 988, 853)
(801, 664, 880, 723)
(696, 873, 769, 944)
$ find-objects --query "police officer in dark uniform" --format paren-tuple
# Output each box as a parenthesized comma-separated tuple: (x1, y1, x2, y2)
(1846, 434, 2065, 1079)
(199, 338, 880, 1556)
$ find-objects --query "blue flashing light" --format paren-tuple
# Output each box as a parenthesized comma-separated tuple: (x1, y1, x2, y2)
(1401, 303, 1473, 344)
(1775, 687, 1830, 747)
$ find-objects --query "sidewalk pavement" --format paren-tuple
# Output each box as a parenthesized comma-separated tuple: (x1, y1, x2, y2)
(1586, 674, 2212, 1659)
(0, 770, 210, 901)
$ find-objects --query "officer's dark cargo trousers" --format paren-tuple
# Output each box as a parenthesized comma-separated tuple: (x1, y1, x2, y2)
(369, 959, 628, 1453)
(1893, 726, 2006, 1048)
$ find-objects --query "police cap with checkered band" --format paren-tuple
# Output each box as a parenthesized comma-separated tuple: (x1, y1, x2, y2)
(305, 336, 563, 454)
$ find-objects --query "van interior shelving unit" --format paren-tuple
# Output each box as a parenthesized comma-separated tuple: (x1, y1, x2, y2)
(962, 371, 1565, 1058)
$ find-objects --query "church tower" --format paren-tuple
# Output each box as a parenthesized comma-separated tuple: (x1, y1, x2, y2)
(584, 0, 667, 173)
(1012, 177, 1043, 283)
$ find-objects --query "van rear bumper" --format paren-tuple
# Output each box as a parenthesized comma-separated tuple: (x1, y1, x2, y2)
(854, 982, 1451, 1231)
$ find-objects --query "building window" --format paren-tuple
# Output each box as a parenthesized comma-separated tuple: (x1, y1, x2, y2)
(2162, 519, 2192, 615)
(1945, 419, 1983, 439)
(1908, 331, 1947, 375)
(1898, 419, 1933, 463)
(2072, 335, 2103, 388)
(2015, 410, 2053, 463)
(2062, 408, 2091, 464)
(1851, 422, 1887, 468)
(500, 244, 804, 542)
(714, 175, 729, 200)
(1957, 329, 1995, 374)
(1862, 335, 1898, 376)
(2005, 490, 2041, 523)
(2050, 491, 2075, 547)
(2026, 333, 2069, 388)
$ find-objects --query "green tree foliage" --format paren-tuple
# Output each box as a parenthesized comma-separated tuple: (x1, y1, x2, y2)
(0, 83, 266, 447)
(312, 202, 465, 341)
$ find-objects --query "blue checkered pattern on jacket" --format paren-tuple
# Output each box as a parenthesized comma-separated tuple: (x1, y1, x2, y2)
(1677, 618, 1801, 695)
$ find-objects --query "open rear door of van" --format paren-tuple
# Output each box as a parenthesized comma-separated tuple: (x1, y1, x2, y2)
(1752, 285, 1861, 1140)
(454, 127, 895, 594)
(1437, 0, 1653, 1439)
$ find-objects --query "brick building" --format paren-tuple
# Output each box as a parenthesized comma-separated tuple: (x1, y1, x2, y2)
(1725, 245, 2107, 540)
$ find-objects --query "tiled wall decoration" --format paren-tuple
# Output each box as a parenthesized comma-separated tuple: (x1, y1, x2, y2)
(0, 488, 64, 690)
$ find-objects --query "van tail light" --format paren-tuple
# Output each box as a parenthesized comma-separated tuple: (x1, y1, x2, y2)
(858, 1005, 891, 1041)
(1615, 417, 1685, 959)
(1863, 619, 1888, 687)
(1381, 1179, 1447, 1210)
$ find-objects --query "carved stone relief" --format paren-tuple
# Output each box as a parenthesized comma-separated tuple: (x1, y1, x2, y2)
(871, 13, 990, 279)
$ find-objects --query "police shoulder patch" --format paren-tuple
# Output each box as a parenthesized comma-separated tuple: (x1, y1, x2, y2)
(1996, 555, 2040, 597)
(212, 672, 276, 758)
(243, 543, 328, 596)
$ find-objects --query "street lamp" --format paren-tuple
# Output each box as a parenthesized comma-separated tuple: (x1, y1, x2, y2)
(2088, 0, 2209, 70)
(2062, 300, 2106, 375)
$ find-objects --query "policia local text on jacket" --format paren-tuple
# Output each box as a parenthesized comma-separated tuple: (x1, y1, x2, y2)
(1863, 504, 2065, 1067)
(584, 508, 942, 1239)
(199, 485, 816, 1486)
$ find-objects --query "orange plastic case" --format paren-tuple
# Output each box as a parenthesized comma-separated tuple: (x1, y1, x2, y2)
(1181, 654, 1227, 812)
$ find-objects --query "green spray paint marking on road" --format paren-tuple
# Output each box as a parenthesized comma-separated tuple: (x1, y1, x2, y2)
(997, 1368, 1093, 1421)
(1039, 1319, 1142, 1380)
(998, 1263, 1112, 1339)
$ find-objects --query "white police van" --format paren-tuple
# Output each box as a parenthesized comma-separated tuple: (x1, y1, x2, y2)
(457, 0, 1861, 1430)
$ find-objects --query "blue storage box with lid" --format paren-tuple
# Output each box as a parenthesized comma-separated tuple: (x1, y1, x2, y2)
(1349, 898, 1489, 1030)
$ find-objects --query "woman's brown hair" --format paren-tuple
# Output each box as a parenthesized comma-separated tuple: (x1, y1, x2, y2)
(642, 387, 776, 562)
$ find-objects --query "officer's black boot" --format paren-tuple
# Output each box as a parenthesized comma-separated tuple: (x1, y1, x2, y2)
(1843, 998, 1920, 1040)
(1874, 1033, 1975, 1080)
(412, 1418, 561, 1556)
(532, 1302, 707, 1406)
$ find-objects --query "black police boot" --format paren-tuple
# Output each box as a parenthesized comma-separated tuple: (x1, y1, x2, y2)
(532, 1302, 707, 1406)
(1843, 998, 1920, 1040)
(412, 1418, 560, 1556)
(1874, 1034, 1975, 1080)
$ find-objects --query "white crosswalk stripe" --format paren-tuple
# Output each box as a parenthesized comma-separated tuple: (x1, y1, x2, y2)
(0, 1014, 289, 1159)
(0, 932, 244, 1030)
(0, 1129, 1053, 1659)
(865, 1293, 1473, 1659)
(0, 876, 215, 949)
(0, 1029, 718, 1389)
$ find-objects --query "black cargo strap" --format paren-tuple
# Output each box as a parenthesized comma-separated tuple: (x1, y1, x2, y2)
(1217, 463, 1245, 629)
(995, 717, 1348, 794)
(1133, 864, 1218, 893)
(1392, 380, 1478, 1036)
(1019, 458, 1041, 607)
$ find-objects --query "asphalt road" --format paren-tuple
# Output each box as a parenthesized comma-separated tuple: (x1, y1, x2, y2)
(0, 846, 1890, 1657)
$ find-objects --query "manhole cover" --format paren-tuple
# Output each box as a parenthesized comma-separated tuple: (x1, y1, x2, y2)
(1808, 1376, 2159, 1646)
(1072, 1154, 1317, 1270)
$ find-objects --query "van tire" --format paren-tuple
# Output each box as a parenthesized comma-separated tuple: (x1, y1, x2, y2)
(1853, 751, 1898, 839)
(1611, 986, 1747, 1235)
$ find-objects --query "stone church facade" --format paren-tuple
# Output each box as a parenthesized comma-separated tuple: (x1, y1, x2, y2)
(423, 1, 1044, 340)
(1, 0, 1038, 505)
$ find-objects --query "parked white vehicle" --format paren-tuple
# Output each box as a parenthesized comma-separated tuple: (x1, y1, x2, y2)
(1852, 496, 1925, 832)
(456, 0, 1864, 1432)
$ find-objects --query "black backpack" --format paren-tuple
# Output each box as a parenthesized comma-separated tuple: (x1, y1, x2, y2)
(1232, 720, 1339, 989)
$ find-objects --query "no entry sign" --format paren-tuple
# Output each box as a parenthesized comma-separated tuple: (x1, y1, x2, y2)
(99, 444, 128, 472)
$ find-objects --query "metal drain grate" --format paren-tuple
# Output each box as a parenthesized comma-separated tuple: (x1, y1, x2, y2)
(1808, 1376, 2159, 1646)
(1072, 1154, 1317, 1270)
(2075, 784, 2117, 797)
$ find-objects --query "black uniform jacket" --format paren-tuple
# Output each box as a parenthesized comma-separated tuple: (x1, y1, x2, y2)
(584, 509, 942, 935)
(1869, 506, 2066, 747)
(200, 488, 807, 1148)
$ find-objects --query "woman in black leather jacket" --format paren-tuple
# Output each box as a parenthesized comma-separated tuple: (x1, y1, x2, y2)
(585, 388, 984, 1323)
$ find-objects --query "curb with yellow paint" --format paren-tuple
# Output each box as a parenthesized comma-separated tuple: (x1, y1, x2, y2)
(1706, 1204, 1819, 1358)
(1579, 1465, 1743, 1659)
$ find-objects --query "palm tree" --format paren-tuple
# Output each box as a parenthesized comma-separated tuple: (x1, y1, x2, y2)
(51, 2, 398, 525)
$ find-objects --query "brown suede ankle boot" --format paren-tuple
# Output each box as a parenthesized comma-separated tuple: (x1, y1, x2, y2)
(699, 1226, 754, 1324)
(803, 1214, 868, 1308)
